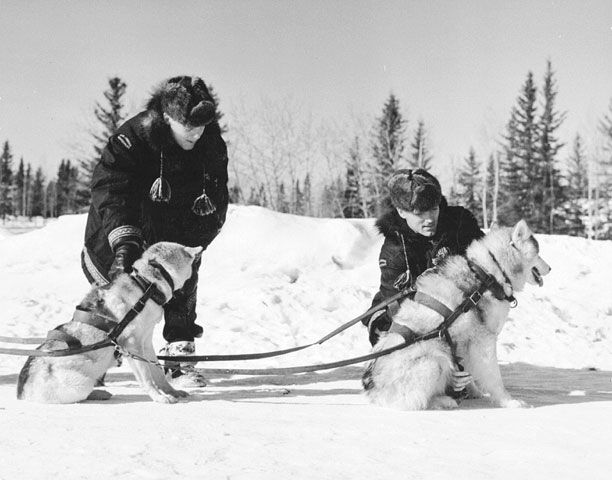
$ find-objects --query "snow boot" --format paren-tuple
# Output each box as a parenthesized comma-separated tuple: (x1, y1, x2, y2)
(159, 341, 207, 388)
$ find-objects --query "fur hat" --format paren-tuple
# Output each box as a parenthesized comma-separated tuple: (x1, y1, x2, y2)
(158, 76, 216, 127)
(388, 168, 442, 212)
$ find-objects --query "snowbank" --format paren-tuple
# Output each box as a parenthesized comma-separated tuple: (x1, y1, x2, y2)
(1, 205, 611, 375)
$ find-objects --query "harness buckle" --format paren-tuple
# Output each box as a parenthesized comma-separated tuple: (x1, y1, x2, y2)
(468, 291, 482, 306)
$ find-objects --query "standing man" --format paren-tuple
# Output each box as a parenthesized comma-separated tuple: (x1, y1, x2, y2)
(82, 76, 229, 387)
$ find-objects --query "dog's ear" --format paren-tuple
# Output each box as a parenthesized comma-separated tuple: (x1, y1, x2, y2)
(511, 219, 532, 244)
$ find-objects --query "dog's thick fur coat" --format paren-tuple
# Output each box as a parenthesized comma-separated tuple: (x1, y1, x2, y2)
(17, 242, 202, 404)
(363, 220, 550, 410)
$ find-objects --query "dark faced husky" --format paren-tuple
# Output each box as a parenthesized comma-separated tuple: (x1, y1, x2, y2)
(363, 220, 550, 410)
(17, 242, 202, 404)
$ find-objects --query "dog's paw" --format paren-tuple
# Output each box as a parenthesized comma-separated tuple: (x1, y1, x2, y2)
(87, 389, 113, 401)
(173, 389, 189, 399)
(499, 398, 527, 409)
(429, 395, 459, 410)
(149, 392, 180, 404)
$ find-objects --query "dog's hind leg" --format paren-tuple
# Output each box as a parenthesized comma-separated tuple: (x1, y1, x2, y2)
(370, 353, 453, 410)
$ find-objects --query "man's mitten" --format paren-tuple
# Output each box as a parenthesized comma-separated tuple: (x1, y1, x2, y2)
(109, 242, 142, 280)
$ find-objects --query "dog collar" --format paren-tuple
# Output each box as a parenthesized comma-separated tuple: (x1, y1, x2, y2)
(467, 260, 516, 304)
(130, 272, 169, 306)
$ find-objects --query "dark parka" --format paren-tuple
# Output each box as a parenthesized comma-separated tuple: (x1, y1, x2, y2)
(83, 96, 229, 283)
(364, 198, 484, 326)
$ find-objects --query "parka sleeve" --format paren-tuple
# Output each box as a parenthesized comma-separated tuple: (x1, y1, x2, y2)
(362, 238, 408, 326)
(214, 136, 229, 229)
(90, 132, 144, 250)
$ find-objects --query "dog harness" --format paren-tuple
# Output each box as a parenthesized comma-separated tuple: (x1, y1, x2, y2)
(45, 264, 174, 351)
(389, 255, 517, 369)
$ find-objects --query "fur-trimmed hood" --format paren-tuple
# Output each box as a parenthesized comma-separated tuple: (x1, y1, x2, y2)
(134, 106, 221, 152)
(376, 196, 449, 242)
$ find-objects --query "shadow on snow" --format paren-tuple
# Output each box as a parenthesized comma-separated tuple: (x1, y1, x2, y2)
(2, 363, 611, 408)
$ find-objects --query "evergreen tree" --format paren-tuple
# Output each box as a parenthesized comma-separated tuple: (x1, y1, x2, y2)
(409, 120, 433, 170)
(499, 73, 539, 227)
(57, 159, 80, 215)
(46, 181, 58, 218)
(598, 98, 612, 198)
(560, 133, 588, 236)
(0, 140, 14, 218)
(277, 182, 289, 213)
(457, 148, 483, 225)
(30, 167, 46, 217)
(371, 94, 407, 214)
(343, 137, 368, 218)
(78, 77, 128, 205)
(14, 158, 25, 216)
(24, 164, 32, 217)
(537, 60, 566, 233)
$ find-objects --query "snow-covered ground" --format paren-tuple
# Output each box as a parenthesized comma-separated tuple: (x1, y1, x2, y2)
(1, 206, 612, 479)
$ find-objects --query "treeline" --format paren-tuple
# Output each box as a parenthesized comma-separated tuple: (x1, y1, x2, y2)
(228, 60, 612, 239)
(3, 63, 612, 239)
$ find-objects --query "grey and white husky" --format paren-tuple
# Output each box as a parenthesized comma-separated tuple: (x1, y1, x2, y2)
(17, 242, 202, 404)
(363, 220, 551, 410)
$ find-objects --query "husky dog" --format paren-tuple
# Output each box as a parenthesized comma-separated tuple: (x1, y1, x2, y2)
(362, 220, 550, 410)
(17, 242, 203, 404)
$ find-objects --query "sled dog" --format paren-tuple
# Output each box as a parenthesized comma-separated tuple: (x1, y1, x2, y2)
(362, 220, 550, 410)
(17, 242, 203, 404)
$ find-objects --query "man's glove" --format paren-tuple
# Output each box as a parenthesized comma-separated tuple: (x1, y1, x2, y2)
(109, 242, 142, 280)
(367, 310, 392, 346)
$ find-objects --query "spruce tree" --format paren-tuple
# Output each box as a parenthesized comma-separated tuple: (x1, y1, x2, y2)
(46, 181, 58, 218)
(30, 167, 46, 217)
(0, 140, 14, 219)
(277, 182, 289, 213)
(409, 120, 433, 170)
(343, 137, 368, 218)
(457, 148, 483, 225)
(24, 164, 32, 217)
(537, 60, 566, 233)
(14, 158, 25, 216)
(78, 77, 128, 205)
(560, 133, 588, 236)
(597, 98, 612, 198)
(499, 73, 539, 227)
(371, 94, 407, 214)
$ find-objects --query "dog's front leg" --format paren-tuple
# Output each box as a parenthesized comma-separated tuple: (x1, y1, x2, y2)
(141, 338, 188, 399)
(122, 335, 186, 403)
(464, 335, 526, 408)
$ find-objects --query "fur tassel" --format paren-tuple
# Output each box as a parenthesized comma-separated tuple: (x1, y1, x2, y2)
(150, 150, 171, 203)
(150, 177, 171, 203)
(191, 192, 216, 216)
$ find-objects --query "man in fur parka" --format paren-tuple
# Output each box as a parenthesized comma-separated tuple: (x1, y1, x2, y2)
(81, 75, 228, 387)
(364, 169, 484, 347)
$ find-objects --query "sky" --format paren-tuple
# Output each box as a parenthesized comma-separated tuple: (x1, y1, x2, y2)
(1, 0, 612, 186)
(1, 207, 612, 478)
